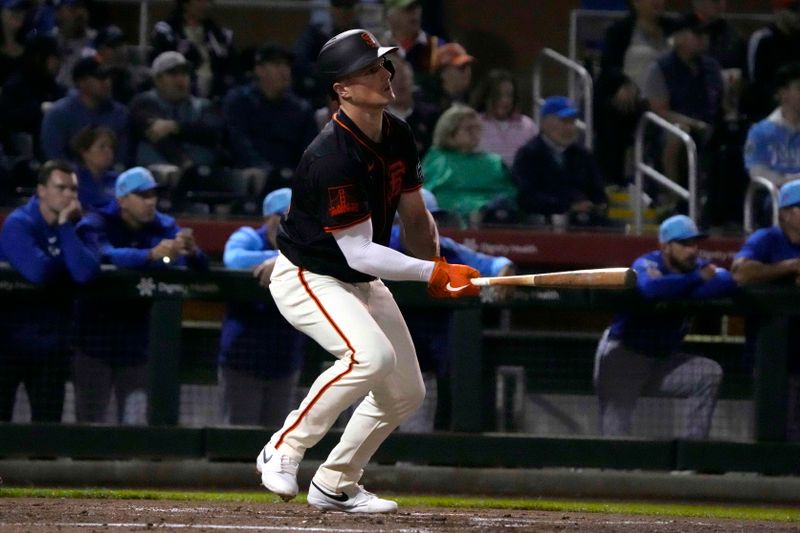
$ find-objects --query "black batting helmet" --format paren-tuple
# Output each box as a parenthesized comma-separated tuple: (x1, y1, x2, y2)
(318, 29, 398, 94)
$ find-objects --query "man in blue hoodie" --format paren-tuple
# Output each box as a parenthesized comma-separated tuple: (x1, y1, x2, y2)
(593, 215, 737, 439)
(0, 159, 99, 421)
(218, 187, 306, 426)
(74, 166, 207, 424)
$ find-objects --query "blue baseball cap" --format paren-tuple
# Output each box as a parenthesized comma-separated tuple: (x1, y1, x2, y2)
(779, 179, 800, 209)
(115, 166, 158, 197)
(658, 214, 707, 243)
(540, 96, 578, 119)
(263, 187, 292, 216)
(421, 188, 442, 213)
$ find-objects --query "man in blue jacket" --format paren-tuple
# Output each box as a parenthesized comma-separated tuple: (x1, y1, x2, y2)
(219, 187, 306, 426)
(593, 215, 737, 439)
(0, 159, 100, 421)
(74, 166, 207, 424)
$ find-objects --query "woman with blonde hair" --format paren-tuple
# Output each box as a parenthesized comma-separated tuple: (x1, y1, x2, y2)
(422, 104, 516, 225)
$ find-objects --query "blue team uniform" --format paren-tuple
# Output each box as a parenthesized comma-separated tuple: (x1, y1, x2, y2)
(744, 109, 800, 177)
(219, 225, 304, 380)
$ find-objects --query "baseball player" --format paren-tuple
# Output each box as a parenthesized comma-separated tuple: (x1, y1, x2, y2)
(256, 29, 480, 513)
(593, 215, 736, 439)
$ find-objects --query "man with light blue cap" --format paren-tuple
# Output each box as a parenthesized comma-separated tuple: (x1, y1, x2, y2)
(594, 214, 736, 439)
(73, 166, 208, 425)
(219, 187, 306, 426)
(733, 178, 800, 439)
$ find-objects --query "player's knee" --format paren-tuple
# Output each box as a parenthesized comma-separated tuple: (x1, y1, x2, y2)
(357, 344, 396, 379)
(702, 359, 724, 387)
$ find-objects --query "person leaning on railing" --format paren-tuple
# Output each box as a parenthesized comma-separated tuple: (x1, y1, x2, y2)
(731, 179, 800, 441)
(0, 159, 100, 423)
(72, 166, 208, 425)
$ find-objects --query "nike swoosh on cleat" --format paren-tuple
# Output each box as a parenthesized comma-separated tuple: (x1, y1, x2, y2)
(445, 282, 470, 292)
(312, 480, 349, 502)
(262, 449, 271, 463)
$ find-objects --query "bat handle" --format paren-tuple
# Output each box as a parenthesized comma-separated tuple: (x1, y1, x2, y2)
(470, 278, 491, 287)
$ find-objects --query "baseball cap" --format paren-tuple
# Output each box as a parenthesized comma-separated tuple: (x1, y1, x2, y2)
(151, 51, 189, 77)
(658, 214, 707, 243)
(779, 179, 800, 209)
(434, 43, 474, 70)
(115, 167, 158, 197)
(384, 0, 419, 10)
(540, 96, 579, 119)
(94, 25, 125, 49)
(421, 188, 442, 213)
(263, 187, 292, 216)
(671, 13, 712, 35)
(254, 44, 293, 65)
(72, 55, 111, 81)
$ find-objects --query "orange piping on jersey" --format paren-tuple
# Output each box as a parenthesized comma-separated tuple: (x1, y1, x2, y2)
(274, 268, 358, 449)
(333, 114, 385, 166)
(323, 213, 371, 233)
(403, 184, 423, 193)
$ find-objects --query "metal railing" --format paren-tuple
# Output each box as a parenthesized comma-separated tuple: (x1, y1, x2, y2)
(743, 176, 779, 233)
(532, 47, 594, 150)
(632, 111, 698, 234)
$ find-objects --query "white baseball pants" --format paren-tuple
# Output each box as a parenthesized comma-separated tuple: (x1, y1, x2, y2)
(267, 254, 425, 492)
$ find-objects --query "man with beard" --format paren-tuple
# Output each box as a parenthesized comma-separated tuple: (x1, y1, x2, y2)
(593, 214, 736, 439)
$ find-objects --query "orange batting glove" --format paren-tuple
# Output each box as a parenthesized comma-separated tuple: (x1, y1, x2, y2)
(427, 257, 481, 299)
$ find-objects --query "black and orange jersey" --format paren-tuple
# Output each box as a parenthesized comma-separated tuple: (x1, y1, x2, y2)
(277, 109, 423, 282)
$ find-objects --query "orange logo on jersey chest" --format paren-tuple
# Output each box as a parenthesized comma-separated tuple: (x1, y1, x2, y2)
(388, 160, 406, 198)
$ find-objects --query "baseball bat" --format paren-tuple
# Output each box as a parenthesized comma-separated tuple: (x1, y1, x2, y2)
(469, 267, 637, 289)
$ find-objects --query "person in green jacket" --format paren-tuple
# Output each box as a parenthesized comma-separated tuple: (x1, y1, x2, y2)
(422, 104, 517, 226)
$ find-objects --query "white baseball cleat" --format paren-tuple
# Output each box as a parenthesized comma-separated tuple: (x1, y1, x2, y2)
(256, 445, 299, 501)
(307, 480, 398, 513)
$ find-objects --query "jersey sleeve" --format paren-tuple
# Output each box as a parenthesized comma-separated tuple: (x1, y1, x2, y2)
(735, 229, 770, 262)
(743, 123, 770, 171)
(311, 153, 372, 232)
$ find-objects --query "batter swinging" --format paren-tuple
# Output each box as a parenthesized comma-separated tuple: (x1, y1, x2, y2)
(256, 29, 480, 514)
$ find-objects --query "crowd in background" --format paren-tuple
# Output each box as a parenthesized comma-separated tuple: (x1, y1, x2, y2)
(2, 0, 800, 440)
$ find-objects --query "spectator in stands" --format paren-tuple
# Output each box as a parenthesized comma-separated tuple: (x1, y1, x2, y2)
(293, 0, 361, 108)
(87, 25, 147, 105)
(594, 214, 736, 439)
(381, 0, 444, 80)
(223, 44, 317, 198)
(150, 0, 238, 100)
(745, 0, 800, 122)
(470, 68, 538, 168)
(41, 54, 129, 164)
(422, 104, 515, 226)
(731, 179, 800, 440)
(70, 125, 117, 210)
(0, 0, 29, 85)
(0, 159, 99, 422)
(511, 96, 608, 228)
(594, 0, 676, 186)
(689, 0, 746, 73)
(642, 14, 724, 202)
(425, 42, 474, 112)
(218, 187, 306, 426)
(51, 0, 95, 88)
(74, 166, 208, 425)
(387, 55, 439, 158)
(393, 188, 514, 432)
(0, 33, 65, 169)
(744, 62, 800, 188)
(129, 51, 225, 190)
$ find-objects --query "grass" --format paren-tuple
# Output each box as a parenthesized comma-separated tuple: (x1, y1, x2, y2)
(1, 487, 799, 523)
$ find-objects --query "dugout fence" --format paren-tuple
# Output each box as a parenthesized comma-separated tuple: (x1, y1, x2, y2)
(1, 264, 799, 474)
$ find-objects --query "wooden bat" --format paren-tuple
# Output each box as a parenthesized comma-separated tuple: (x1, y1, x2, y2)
(469, 267, 637, 289)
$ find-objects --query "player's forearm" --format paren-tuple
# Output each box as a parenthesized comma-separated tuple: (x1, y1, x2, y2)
(401, 209, 439, 259)
(732, 259, 795, 285)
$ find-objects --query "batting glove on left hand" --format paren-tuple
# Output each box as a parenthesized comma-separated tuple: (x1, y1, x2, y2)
(427, 257, 481, 299)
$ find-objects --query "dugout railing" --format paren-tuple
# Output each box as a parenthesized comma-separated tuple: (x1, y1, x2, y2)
(0, 265, 799, 474)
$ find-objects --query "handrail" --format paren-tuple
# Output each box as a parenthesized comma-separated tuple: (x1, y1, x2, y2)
(632, 111, 698, 234)
(532, 48, 594, 150)
(743, 176, 779, 233)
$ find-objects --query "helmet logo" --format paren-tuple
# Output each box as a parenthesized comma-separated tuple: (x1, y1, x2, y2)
(360, 32, 378, 49)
